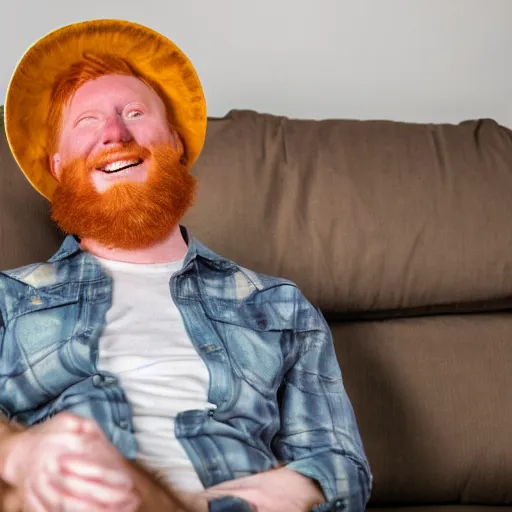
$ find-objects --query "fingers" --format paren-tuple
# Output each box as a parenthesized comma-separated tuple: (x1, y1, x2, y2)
(49, 473, 138, 508)
(23, 491, 49, 512)
(29, 466, 140, 512)
(5, 431, 102, 489)
(39, 413, 103, 440)
(59, 456, 132, 487)
(44, 431, 97, 453)
(14, 413, 141, 512)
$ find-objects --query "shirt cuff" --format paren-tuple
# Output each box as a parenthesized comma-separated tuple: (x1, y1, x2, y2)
(284, 457, 369, 511)
(312, 497, 347, 511)
(208, 496, 255, 512)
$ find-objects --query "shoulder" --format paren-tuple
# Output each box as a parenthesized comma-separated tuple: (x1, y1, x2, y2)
(0, 262, 46, 321)
(0, 255, 82, 319)
(231, 264, 323, 331)
(1, 259, 63, 289)
(235, 265, 298, 295)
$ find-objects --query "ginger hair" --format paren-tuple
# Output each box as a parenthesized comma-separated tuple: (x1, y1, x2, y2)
(46, 52, 176, 155)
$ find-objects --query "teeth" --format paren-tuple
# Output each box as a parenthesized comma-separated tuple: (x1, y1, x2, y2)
(102, 159, 139, 172)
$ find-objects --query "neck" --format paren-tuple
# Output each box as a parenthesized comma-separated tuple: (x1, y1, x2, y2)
(80, 225, 188, 264)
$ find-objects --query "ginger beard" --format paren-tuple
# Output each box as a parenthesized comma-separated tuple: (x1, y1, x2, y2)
(50, 141, 196, 250)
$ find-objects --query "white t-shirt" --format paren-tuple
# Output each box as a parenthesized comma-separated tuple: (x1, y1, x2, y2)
(95, 256, 211, 491)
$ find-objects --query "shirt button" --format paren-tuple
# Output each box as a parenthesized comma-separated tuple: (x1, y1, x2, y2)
(92, 374, 103, 386)
(257, 319, 267, 329)
(30, 296, 43, 306)
(334, 499, 345, 510)
(119, 419, 129, 429)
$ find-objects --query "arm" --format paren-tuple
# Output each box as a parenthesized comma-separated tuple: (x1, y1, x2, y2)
(271, 294, 372, 511)
(194, 293, 371, 512)
(0, 414, 142, 511)
(1, 414, 193, 512)
(198, 467, 323, 511)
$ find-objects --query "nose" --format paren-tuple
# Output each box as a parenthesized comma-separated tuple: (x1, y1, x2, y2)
(100, 115, 133, 145)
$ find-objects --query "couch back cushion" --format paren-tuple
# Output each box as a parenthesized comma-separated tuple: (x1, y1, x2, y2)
(184, 110, 512, 316)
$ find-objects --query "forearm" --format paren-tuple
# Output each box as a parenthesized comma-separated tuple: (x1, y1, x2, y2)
(285, 450, 371, 511)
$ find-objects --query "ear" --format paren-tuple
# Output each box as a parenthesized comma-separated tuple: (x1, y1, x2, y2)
(170, 129, 185, 155)
(50, 153, 62, 181)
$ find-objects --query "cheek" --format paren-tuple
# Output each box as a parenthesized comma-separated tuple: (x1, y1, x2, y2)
(61, 133, 96, 159)
(135, 122, 172, 146)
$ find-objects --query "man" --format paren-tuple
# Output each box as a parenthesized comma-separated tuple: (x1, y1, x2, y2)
(0, 20, 371, 512)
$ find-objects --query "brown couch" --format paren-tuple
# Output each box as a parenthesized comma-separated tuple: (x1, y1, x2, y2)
(1, 107, 511, 511)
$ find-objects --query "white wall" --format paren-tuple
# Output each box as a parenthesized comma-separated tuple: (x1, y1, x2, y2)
(1, 0, 511, 127)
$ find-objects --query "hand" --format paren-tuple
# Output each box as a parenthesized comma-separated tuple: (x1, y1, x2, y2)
(198, 468, 325, 512)
(2, 412, 140, 512)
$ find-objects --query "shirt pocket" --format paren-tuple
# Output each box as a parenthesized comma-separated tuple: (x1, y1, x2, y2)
(202, 297, 292, 395)
(10, 301, 80, 370)
(4, 299, 83, 404)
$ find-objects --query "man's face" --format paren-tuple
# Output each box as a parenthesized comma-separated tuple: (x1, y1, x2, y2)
(52, 74, 179, 192)
(50, 74, 196, 250)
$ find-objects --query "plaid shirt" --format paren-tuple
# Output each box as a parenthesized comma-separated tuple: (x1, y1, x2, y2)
(0, 228, 371, 511)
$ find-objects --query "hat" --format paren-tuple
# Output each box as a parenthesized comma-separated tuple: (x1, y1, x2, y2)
(4, 19, 207, 200)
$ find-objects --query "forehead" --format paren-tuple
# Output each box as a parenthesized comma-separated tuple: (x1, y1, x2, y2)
(64, 74, 161, 116)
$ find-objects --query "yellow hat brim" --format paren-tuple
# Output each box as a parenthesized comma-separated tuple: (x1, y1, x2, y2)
(4, 19, 207, 201)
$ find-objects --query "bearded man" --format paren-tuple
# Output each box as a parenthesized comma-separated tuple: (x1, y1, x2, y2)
(0, 20, 371, 512)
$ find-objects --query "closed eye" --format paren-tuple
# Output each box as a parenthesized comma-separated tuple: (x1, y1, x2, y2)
(76, 116, 98, 126)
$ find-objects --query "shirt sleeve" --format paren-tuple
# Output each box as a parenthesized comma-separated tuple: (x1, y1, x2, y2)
(208, 496, 255, 511)
(271, 291, 372, 511)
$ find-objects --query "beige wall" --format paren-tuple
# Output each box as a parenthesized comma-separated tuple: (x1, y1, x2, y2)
(1, 0, 510, 126)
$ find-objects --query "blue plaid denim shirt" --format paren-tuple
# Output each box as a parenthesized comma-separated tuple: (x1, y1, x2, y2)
(0, 228, 371, 511)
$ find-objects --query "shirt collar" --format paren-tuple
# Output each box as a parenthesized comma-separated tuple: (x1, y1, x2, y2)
(47, 225, 237, 272)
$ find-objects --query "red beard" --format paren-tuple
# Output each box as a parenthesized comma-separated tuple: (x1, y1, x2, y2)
(51, 141, 196, 250)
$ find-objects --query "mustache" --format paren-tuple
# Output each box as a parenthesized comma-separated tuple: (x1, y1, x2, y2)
(86, 141, 151, 170)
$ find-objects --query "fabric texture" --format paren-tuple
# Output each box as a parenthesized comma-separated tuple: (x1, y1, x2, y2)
(332, 317, 512, 505)
(208, 496, 257, 512)
(184, 110, 512, 315)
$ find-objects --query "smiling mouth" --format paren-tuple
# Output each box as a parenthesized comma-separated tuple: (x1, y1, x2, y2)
(98, 158, 144, 174)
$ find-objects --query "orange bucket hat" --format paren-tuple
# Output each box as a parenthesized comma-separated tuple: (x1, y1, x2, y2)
(4, 19, 207, 201)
